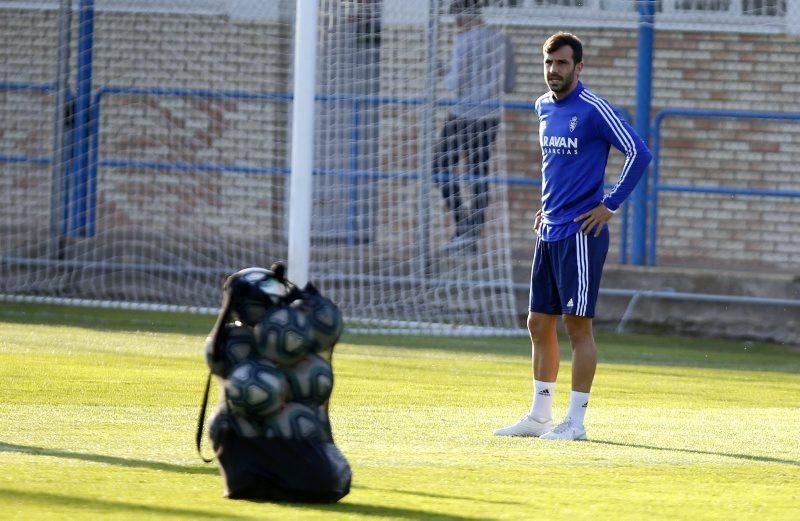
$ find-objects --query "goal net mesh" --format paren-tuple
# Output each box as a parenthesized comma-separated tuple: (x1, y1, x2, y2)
(0, 1, 521, 335)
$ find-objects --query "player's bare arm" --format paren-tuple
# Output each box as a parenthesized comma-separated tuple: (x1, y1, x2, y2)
(574, 203, 614, 237)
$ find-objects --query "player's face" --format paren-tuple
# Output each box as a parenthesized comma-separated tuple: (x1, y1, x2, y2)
(543, 46, 583, 97)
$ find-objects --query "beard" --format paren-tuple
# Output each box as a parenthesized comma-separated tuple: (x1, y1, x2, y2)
(547, 69, 576, 96)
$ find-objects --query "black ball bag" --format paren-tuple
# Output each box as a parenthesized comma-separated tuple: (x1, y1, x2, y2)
(208, 407, 350, 502)
(197, 264, 350, 503)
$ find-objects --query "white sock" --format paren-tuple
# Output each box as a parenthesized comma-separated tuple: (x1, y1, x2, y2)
(566, 390, 590, 426)
(529, 380, 555, 422)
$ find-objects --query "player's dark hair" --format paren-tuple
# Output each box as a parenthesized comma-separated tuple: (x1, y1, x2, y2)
(543, 32, 583, 64)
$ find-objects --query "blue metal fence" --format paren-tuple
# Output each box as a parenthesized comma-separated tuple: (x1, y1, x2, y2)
(6, 82, 799, 268)
(0, 81, 86, 237)
(89, 87, 632, 256)
(648, 108, 800, 265)
(0, 82, 53, 167)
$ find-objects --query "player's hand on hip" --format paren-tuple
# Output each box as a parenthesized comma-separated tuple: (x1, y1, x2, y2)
(534, 209, 543, 234)
(574, 204, 613, 237)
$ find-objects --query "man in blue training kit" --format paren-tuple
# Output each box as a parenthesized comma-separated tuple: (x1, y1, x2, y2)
(495, 32, 652, 440)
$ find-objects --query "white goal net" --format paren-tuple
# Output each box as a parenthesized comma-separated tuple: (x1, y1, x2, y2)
(0, 0, 521, 335)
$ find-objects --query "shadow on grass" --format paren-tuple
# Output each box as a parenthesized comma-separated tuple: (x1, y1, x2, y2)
(354, 484, 522, 505)
(0, 442, 218, 475)
(0, 488, 249, 519)
(590, 439, 800, 467)
(0, 488, 486, 521)
(1, 443, 492, 519)
(283, 500, 490, 520)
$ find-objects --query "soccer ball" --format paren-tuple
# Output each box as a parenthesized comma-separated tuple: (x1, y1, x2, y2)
(284, 353, 334, 405)
(253, 305, 314, 367)
(209, 402, 264, 439)
(232, 299, 270, 328)
(263, 402, 327, 441)
(225, 359, 287, 419)
(229, 412, 263, 438)
(205, 324, 256, 378)
(291, 285, 343, 352)
(208, 403, 232, 446)
(227, 267, 287, 326)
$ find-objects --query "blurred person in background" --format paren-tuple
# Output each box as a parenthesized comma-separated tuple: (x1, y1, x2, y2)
(436, 0, 516, 254)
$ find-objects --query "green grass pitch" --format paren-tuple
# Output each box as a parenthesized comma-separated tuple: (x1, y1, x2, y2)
(0, 302, 798, 520)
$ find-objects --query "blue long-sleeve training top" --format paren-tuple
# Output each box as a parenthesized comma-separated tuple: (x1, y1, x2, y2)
(534, 81, 652, 242)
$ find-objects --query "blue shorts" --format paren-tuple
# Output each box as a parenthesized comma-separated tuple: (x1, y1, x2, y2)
(528, 227, 609, 318)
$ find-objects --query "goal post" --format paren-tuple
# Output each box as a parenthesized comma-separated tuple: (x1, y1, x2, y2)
(287, 0, 319, 289)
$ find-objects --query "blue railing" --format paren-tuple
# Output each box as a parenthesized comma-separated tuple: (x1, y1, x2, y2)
(90, 87, 552, 247)
(89, 87, 633, 253)
(0, 82, 53, 167)
(648, 108, 800, 265)
(0, 82, 91, 238)
(23, 83, 800, 269)
(0, 81, 53, 93)
(89, 87, 534, 188)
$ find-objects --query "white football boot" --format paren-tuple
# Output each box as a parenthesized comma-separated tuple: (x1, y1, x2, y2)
(540, 417, 587, 441)
(494, 415, 554, 437)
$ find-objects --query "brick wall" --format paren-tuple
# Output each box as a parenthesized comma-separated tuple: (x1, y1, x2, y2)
(1, 9, 799, 274)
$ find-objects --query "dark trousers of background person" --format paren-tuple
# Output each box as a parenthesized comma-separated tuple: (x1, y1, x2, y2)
(434, 115, 499, 240)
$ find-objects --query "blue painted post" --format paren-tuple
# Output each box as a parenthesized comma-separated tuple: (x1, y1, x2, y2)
(631, 0, 655, 265)
(71, 0, 94, 237)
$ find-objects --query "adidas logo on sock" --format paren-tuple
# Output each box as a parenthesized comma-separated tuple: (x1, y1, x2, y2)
(538, 389, 551, 396)
(581, 401, 588, 408)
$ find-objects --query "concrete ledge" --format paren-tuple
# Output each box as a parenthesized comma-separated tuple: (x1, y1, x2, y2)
(515, 265, 800, 346)
(600, 265, 800, 300)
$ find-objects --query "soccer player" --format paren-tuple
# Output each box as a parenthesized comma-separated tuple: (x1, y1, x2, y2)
(437, 0, 516, 253)
(494, 32, 652, 440)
